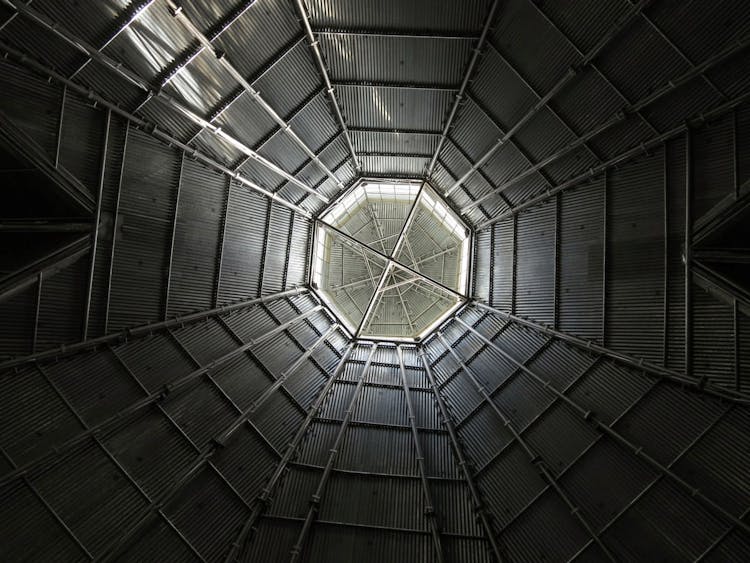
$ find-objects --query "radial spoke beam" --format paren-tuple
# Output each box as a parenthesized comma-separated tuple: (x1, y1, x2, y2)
(0, 40, 313, 219)
(461, 32, 749, 215)
(476, 89, 750, 230)
(166, 0, 345, 193)
(0, 287, 307, 371)
(292, 0, 360, 172)
(2, 0, 327, 203)
(454, 316, 750, 537)
(470, 301, 750, 404)
(397, 346, 445, 562)
(437, 334, 617, 561)
(223, 343, 356, 562)
(444, 0, 653, 198)
(288, 344, 377, 562)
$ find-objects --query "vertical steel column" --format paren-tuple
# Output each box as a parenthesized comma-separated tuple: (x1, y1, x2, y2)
(454, 316, 750, 536)
(83, 109, 111, 340)
(511, 214, 517, 315)
(554, 193, 561, 329)
(436, 334, 617, 561)
(104, 122, 129, 334)
(602, 169, 608, 345)
(97, 326, 338, 562)
(397, 346, 445, 563)
(0, 299, 321, 489)
(663, 144, 669, 366)
(164, 152, 185, 320)
(288, 343, 378, 562)
(214, 178, 231, 307)
(223, 344, 354, 563)
(32, 272, 42, 353)
(420, 349, 505, 562)
(54, 85, 66, 168)
(684, 129, 693, 378)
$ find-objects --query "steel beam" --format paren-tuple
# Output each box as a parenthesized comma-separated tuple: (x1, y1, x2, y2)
(476, 90, 750, 230)
(0, 220, 91, 232)
(397, 346, 445, 562)
(463, 30, 750, 217)
(0, 287, 307, 371)
(437, 334, 617, 561)
(420, 348, 505, 562)
(426, 0, 499, 176)
(292, 0, 360, 171)
(470, 301, 750, 404)
(1, 1, 327, 204)
(0, 40, 313, 219)
(0, 109, 95, 214)
(444, 0, 652, 198)
(0, 234, 91, 304)
(223, 343, 355, 562)
(453, 316, 750, 536)
(166, 0, 345, 194)
(78, 323, 338, 562)
(288, 344, 377, 562)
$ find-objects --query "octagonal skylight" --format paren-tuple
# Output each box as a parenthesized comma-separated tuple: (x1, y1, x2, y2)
(311, 180, 470, 341)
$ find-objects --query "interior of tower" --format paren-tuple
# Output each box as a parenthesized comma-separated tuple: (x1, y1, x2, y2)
(0, 0, 749, 561)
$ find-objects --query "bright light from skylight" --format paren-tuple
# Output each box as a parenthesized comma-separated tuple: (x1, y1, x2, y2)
(311, 179, 471, 341)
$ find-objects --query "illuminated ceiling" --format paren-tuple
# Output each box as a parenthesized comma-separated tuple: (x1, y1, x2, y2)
(312, 180, 470, 341)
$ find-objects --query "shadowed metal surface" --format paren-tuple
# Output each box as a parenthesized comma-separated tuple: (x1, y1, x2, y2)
(0, 0, 749, 561)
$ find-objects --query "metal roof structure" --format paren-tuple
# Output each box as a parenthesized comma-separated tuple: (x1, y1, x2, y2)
(0, 0, 749, 561)
(313, 179, 469, 341)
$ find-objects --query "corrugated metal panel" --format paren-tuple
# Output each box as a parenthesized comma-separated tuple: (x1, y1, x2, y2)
(0, 58, 64, 160)
(320, 34, 472, 86)
(36, 255, 87, 350)
(567, 359, 653, 425)
(216, 184, 268, 304)
(44, 349, 143, 425)
(102, 407, 195, 499)
(692, 287, 736, 389)
(692, 113, 735, 220)
(470, 49, 536, 131)
(559, 180, 605, 342)
(337, 86, 452, 131)
(120, 517, 201, 563)
(598, 18, 691, 103)
(535, 0, 630, 53)
(115, 333, 195, 392)
(161, 380, 236, 449)
(103, 0, 193, 83)
(606, 151, 665, 363)
(168, 159, 226, 316)
(29, 440, 148, 557)
(561, 438, 657, 532)
(665, 135, 686, 371)
(491, 217, 514, 312)
(306, 0, 492, 32)
(171, 317, 237, 365)
(0, 286, 35, 359)
(89, 115, 128, 339)
(320, 472, 427, 530)
(477, 444, 546, 529)
(515, 199, 555, 324)
(646, 0, 750, 64)
(212, 425, 278, 505)
(261, 204, 293, 295)
(304, 525, 432, 563)
(166, 468, 249, 561)
(502, 489, 591, 561)
(0, 366, 82, 467)
(0, 480, 88, 561)
(59, 90, 105, 195)
(491, 0, 580, 94)
(252, 391, 305, 450)
(108, 127, 179, 330)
